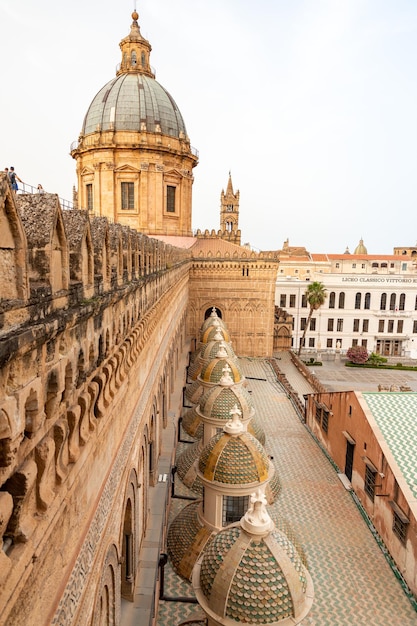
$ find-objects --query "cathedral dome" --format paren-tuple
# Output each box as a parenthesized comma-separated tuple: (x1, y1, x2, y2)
(81, 11, 187, 139)
(354, 238, 368, 255)
(81, 73, 187, 138)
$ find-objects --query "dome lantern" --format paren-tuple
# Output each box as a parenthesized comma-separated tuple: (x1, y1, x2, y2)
(117, 11, 154, 78)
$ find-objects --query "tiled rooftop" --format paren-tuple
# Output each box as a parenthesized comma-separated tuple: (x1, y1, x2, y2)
(154, 358, 417, 625)
(361, 392, 417, 501)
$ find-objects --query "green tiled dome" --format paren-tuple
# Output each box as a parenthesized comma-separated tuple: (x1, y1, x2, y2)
(189, 340, 236, 381)
(200, 325, 230, 345)
(176, 440, 203, 495)
(198, 384, 254, 422)
(185, 379, 204, 405)
(195, 519, 313, 624)
(199, 357, 243, 385)
(200, 309, 227, 334)
(167, 501, 214, 581)
(199, 431, 269, 485)
(181, 405, 204, 439)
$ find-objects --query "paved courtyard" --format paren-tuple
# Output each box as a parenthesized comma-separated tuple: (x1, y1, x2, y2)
(155, 357, 417, 626)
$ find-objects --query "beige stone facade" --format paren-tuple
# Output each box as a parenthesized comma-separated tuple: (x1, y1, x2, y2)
(0, 174, 192, 625)
(0, 9, 280, 625)
(70, 13, 198, 237)
(188, 237, 278, 357)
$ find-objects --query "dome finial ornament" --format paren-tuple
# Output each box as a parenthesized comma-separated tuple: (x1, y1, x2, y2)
(223, 406, 244, 434)
(219, 363, 234, 386)
(241, 488, 274, 535)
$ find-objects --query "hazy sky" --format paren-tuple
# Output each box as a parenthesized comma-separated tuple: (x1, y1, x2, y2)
(2, 0, 417, 253)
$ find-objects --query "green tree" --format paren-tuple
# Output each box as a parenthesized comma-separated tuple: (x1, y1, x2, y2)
(297, 281, 327, 356)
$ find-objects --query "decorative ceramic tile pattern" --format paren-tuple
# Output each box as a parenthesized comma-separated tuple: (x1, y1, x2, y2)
(227, 539, 293, 622)
(156, 357, 417, 626)
(199, 433, 269, 484)
(362, 392, 417, 499)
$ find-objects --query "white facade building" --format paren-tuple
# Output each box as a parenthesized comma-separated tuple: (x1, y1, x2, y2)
(275, 243, 417, 358)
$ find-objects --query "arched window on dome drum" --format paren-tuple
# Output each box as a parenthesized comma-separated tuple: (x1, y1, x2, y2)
(399, 293, 406, 311)
(329, 292, 335, 308)
(364, 292, 371, 309)
(355, 292, 361, 309)
(389, 293, 396, 311)
(131, 50, 137, 66)
(338, 292, 345, 309)
(380, 293, 387, 310)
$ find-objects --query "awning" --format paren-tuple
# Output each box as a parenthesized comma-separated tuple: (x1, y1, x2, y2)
(389, 501, 409, 524)
(361, 456, 378, 473)
(342, 430, 356, 445)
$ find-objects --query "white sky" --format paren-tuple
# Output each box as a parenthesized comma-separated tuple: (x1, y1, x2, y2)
(2, 0, 417, 254)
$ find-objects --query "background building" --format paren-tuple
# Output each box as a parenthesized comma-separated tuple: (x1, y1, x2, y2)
(275, 239, 417, 357)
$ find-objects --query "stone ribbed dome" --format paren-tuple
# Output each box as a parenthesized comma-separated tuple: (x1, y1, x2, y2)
(193, 494, 314, 625)
(198, 431, 269, 485)
(82, 73, 187, 137)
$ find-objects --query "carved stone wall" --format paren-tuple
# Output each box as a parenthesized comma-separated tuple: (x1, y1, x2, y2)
(188, 238, 279, 357)
(0, 173, 190, 625)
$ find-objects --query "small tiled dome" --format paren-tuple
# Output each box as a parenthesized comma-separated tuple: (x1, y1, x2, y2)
(181, 405, 204, 439)
(167, 500, 214, 581)
(200, 307, 227, 334)
(198, 384, 254, 423)
(193, 493, 314, 625)
(189, 339, 236, 381)
(200, 325, 230, 345)
(185, 379, 205, 405)
(176, 440, 203, 493)
(198, 430, 269, 486)
(181, 402, 265, 448)
(199, 358, 243, 385)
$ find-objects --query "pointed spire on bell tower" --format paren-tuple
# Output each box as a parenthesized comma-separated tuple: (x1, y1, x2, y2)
(117, 9, 155, 78)
(220, 172, 241, 245)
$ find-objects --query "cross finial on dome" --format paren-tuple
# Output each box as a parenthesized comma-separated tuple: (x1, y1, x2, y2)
(209, 307, 218, 318)
(219, 363, 234, 386)
(223, 407, 244, 435)
(215, 342, 228, 359)
(241, 488, 274, 535)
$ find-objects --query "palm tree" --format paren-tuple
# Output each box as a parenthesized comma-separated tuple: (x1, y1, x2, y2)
(297, 281, 327, 356)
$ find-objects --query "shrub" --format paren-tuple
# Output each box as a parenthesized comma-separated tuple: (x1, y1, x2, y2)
(367, 352, 387, 366)
(346, 345, 369, 364)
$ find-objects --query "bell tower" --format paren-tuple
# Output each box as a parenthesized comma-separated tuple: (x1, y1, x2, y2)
(220, 173, 241, 245)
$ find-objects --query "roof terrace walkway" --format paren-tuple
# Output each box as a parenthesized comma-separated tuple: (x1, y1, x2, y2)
(123, 349, 417, 626)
